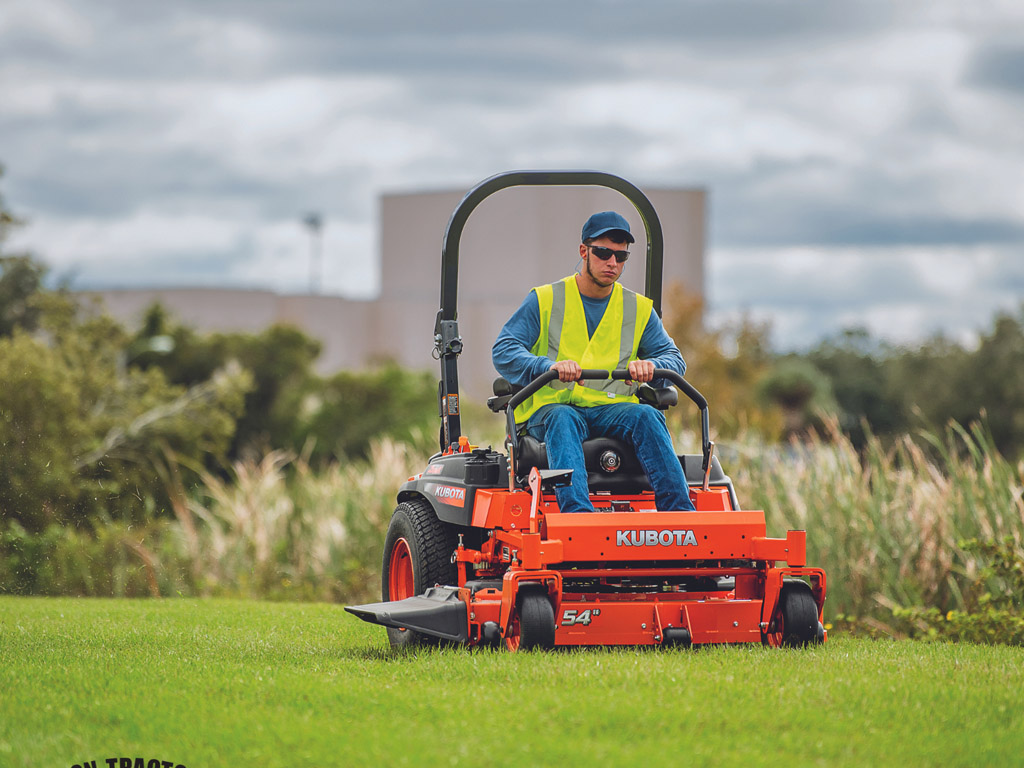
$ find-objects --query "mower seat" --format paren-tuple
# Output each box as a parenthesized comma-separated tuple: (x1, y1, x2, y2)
(516, 434, 731, 495)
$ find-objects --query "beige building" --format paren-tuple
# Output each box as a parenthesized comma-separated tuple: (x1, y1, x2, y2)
(90, 185, 705, 400)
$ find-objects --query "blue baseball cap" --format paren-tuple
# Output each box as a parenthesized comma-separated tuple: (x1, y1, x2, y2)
(581, 211, 635, 244)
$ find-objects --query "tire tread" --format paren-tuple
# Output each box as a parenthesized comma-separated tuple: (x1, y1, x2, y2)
(381, 497, 458, 650)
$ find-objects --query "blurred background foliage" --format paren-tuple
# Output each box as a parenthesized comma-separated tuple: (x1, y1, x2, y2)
(664, 282, 1024, 459)
(1, 171, 1023, 640)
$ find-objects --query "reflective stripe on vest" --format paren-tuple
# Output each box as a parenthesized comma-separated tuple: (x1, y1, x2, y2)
(513, 275, 654, 424)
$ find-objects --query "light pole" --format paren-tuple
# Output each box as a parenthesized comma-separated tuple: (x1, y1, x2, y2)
(303, 213, 323, 294)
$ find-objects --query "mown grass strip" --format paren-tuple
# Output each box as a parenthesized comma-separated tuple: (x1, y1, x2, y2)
(2, 597, 1022, 768)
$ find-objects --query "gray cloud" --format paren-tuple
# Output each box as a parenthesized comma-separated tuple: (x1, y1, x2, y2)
(5, 137, 367, 223)
(1, 0, 897, 84)
(66, 243, 255, 289)
(1, 87, 370, 222)
(966, 43, 1024, 94)
(188, 0, 895, 46)
(711, 252, 934, 313)
(976, 255, 1024, 293)
(717, 203, 1024, 248)
(705, 148, 1024, 248)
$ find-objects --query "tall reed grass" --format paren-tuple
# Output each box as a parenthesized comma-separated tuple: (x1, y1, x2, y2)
(173, 439, 424, 603)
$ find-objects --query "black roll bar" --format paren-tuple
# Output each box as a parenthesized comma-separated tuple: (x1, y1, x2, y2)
(435, 170, 665, 451)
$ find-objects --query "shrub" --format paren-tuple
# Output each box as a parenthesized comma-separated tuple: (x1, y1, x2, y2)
(129, 306, 322, 458)
(0, 517, 192, 597)
(891, 538, 1024, 645)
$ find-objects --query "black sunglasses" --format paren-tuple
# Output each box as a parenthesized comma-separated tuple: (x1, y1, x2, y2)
(587, 244, 630, 263)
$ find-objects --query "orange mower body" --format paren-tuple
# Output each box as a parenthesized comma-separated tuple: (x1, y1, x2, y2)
(348, 456, 827, 650)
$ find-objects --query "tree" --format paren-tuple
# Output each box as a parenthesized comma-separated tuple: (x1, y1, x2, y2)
(884, 334, 968, 436)
(0, 294, 252, 532)
(0, 255, 47, 336)
(0, 165, 18, 243)
(0, 166, 46, 336)
(965, 308, 1024, 458)
(807, 328, 907, 448)
(130, 304, 322, 457)
(756, 357, 838, 437)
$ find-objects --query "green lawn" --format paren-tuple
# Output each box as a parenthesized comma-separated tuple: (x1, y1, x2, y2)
(2, 597, 1022, 767)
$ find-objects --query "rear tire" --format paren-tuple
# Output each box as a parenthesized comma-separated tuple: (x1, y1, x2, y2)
(381, 498, 458, 649)
(505, 588, 555, 652)
(763, 581, 819, 648)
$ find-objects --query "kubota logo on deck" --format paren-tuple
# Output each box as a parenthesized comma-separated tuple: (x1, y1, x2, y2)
(616, 529, 698, 547)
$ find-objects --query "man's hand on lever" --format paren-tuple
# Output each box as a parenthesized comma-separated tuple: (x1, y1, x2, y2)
(550, 360, 582, 382)
(627, 359, 655, 384)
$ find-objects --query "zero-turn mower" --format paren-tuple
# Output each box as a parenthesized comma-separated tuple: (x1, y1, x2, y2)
(346, 171, 827, 650)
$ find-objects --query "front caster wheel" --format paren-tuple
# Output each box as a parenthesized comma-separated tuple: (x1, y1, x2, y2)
(763, 581, 820, 647)
(505, 589, 555, 652)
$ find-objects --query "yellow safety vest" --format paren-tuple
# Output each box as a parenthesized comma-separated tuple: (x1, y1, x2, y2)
(514, 274, 654, 424)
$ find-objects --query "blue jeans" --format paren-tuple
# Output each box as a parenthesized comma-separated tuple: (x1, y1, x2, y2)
(526, 403, 696, 513)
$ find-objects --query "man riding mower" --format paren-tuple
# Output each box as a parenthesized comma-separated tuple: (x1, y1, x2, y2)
(347, 170, 827, 651)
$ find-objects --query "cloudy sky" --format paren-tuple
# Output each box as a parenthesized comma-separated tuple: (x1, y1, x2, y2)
(2, 0, 1023, 349)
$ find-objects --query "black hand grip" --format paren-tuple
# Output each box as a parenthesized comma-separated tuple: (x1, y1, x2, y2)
(507, 368, 610, 411)
(510, 368, 708, 414)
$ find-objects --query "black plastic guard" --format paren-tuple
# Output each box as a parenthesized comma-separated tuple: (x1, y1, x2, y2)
(345, 586, 468, 642)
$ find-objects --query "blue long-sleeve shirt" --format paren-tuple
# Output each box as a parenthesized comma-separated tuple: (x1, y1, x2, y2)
(492, 284, 686, 388)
